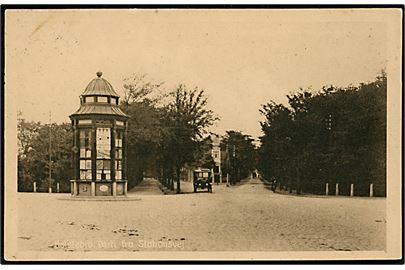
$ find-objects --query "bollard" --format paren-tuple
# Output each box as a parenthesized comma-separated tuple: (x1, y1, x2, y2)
(91, 182, 96, 196)
(112, 182, 117, 196)
(48, 187, 52, 193)
(335, 183, 339, 196)
(350, 183, 354, 197)
(325, 183, 329, 196)
(370, 183, 374, 197)
(73, 181, 78, 196)
(57, 182, 60, 193)
(33, 182, 37, 193)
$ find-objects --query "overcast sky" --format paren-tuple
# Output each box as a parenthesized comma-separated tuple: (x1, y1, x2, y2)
(6, 9, 387, 138)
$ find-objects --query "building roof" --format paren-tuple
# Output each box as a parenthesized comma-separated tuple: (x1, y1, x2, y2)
(70, 104, 129, 118)
(70, 71, 129, 119)
(80, 71, 120, 97)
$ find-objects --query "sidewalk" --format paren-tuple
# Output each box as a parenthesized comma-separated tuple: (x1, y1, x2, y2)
(127, 178, 164, 195)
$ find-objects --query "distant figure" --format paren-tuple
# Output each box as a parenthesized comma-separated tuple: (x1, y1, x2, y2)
(271, 179, 277, 192)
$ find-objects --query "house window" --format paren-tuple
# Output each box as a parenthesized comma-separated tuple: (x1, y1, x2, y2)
(213, 150, 219, 159)
(79, 129, 92, 180)
(97, 96, 108, 103)
(84, 96, 96, 103)
(111, 97, 118, 105)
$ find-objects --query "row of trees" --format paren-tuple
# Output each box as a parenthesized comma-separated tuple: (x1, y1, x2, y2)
(108, 74, 219, 193)
(258, 72, 387, 196)
(17, 81, 218, 194)
(17, 71, 387, 197)
(121, 75, 259, 191)
(18, 73, 254, 194)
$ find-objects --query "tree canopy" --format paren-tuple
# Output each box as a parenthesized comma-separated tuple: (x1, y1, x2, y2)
(17, 71, 387, 197)
(120, 76, 218, 193)
(17, 113, 72, 192)
(221, 130, 257, 185)
(258, 72, 387, 196)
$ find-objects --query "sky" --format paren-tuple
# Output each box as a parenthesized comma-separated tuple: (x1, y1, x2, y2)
(6, 9, 388, 138)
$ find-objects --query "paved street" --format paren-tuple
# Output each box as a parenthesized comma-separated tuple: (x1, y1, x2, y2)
(18, 178, 386, 252)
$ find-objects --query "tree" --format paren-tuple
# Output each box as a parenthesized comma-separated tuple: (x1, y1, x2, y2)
(18, 113, 41, 191)
(17, 116, 72, 192)
(123, 100, 167, 189)
(121, 73, 165, 108)
(221, 131, 256, 185)
(120, 73, 167, 189)
(192, 136, 216, 169)
(258, 102, 294, 190)
(165, 84, 218, 193)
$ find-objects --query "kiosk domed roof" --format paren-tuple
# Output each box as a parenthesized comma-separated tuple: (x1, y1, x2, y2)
(81, 71, 120, 97)
(70, 71, 129, 119)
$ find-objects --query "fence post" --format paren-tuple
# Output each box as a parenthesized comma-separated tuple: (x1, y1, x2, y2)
(370, 183, 374, 197)
(325, 183, 329, 195)
(33, 182, 37, 193)
(335, 183, 339, 196)
(57, 182, 60, 193)
(350, 183, 354, 197)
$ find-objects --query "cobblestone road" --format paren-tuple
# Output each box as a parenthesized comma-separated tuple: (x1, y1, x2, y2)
(18, 177, 385, 252)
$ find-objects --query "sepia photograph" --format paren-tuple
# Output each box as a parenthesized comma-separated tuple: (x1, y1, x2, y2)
(2, 6, 403, 262)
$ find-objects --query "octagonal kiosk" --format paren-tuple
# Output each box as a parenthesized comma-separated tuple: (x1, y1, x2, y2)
(70, 72, 129, 196)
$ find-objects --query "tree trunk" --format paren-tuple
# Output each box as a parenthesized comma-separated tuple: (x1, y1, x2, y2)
(176, 167, 181, 194)
(163, 168, 169, 188)
(170, 177, 174, 190)
(296, 166, 301, 195)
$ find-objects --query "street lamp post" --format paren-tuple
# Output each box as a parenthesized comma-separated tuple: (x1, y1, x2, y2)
(226, 143, 236, 185)
(48, 111, 52, 193)
(326, 113, 332, 194)
(225, 144, 230, 186)
(232, 144, 236, 184)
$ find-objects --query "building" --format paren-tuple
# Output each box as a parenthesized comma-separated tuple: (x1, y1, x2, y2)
(69, 72, 129, 196)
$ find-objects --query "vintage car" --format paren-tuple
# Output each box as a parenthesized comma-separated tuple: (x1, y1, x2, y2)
(193, 168, 212, 193)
